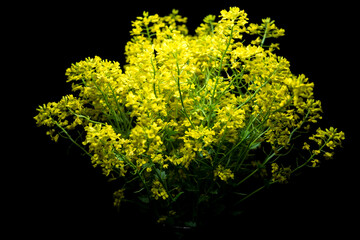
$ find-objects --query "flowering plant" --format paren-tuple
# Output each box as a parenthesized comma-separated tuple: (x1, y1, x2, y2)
(35, 7, 344, 227)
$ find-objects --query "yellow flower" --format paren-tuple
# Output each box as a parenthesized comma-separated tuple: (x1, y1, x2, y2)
(309, 127, 345, 156)
(214, 165, 234, 182)
(271, 163, 291, 184)
(323, 152, 334, 159)
(83, 123, 127, 176)
(151, 180, 169, 200)
(113, 188, 125, 209)
(311, 159, 320, 167)
(220, 7, 243, 20)
(303, 142, 310, 151)
(157, 216, 167, 223)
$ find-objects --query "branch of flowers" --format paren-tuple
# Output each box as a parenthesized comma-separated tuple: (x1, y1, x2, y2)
(292, 137, 332, 173)
(234, 108, 311, 186)
(235, 146, 284, 187)
(232, 88, 307, 183)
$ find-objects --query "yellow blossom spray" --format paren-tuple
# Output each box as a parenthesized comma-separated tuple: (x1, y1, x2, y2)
(34, 7, 344, 227)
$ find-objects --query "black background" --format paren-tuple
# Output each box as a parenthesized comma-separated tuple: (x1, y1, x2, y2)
(12, 0, 358, 238)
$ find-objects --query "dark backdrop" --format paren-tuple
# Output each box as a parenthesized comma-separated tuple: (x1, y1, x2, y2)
(18, 0, 357, 238)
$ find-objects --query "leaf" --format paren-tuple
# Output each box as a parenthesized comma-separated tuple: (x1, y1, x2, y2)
(250, 141, 261, 150)
(172, 191, 184, 202)
(141, 162, 154, 169)
(155, 168, 167, 181)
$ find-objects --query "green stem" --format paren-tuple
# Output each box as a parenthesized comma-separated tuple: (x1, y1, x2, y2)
(237, 79, 269, 109)
(174, 54, 195, 129)
(66, 108, 105, 125)
(260, 20, 269, 47)
(91, 78, 122, 132)
(216, 64, 247, 101)
(211, 26, 234, 102)
(235, 185, 266, 205)
(53, 121, 92, 158)
(235, 146, 283, 186)
(292, 137, 331, 173)
(150, 57, 158, 98)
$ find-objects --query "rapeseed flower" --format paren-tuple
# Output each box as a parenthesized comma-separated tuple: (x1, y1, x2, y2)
(215, 165, 235, 182)
(34, 7, 344, 227)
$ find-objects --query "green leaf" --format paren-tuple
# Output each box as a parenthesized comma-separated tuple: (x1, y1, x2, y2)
(172, 191, 184, 202)
(250, 141, 261, 150)
(141, 162, 154, 169)
(155, 168, 167, 181)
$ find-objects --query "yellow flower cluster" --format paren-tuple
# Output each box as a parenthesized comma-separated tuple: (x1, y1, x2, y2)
(113, 188, 125, 209)
(151, 179, 169, 200)
(214, 165, 235, 182)
(248, 18, 285, 43)
(271, 163, 291, 184)
(83, 123, 127, 176)
(34, 7, 344, 225)
(301, 127, 345, 167)
(309, 127, 345, 150)
(34, 95, 85, 142)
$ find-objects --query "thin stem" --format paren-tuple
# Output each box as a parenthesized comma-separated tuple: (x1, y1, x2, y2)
(66, 108, 105, 125)
(211, 26, 234, 102)
(235, 146, 283, 186)
(292, 137, 331, 173)
(91, 78, 122, 132)
(173, 54, 195, 129)
(53, 121, 92, 158)
(235, 185, 266, 205)
(260, 20, 269, 47)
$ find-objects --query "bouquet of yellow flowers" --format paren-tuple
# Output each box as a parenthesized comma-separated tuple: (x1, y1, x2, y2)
(34, 7, 344, 227)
